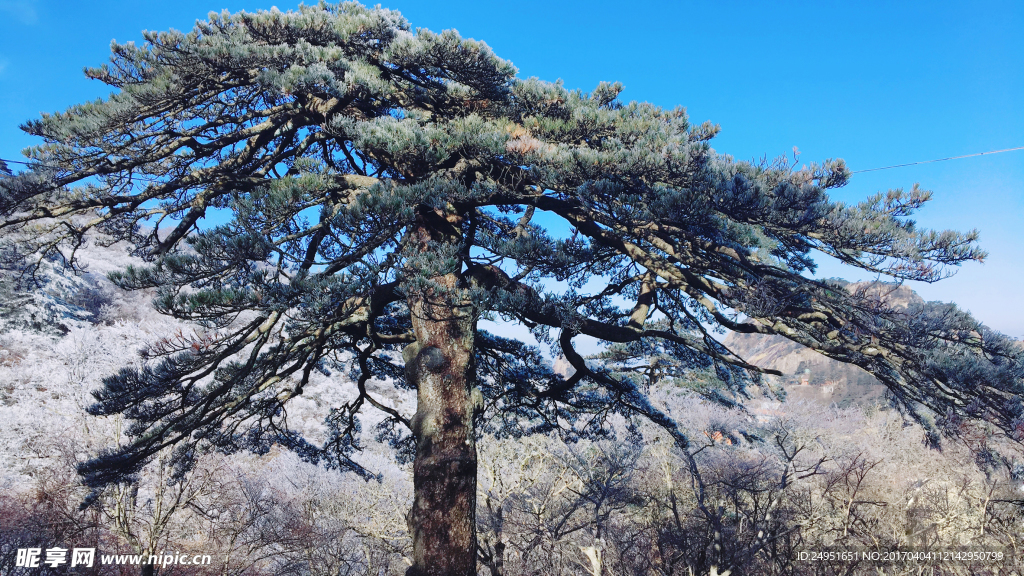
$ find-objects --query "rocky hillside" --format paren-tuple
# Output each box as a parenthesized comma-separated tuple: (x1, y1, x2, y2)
(722, 282, 926, 409)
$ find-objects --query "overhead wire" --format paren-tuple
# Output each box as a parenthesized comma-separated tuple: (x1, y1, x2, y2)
(3, 144, 1023, 179)
(850, 146, 1024, 174)
(0, 156, 166, 182)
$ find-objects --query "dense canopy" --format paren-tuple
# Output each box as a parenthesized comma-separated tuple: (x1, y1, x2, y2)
(1, 3, 1021, 574)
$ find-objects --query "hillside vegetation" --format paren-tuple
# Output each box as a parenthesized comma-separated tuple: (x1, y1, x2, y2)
(1, 241, 1022, 576)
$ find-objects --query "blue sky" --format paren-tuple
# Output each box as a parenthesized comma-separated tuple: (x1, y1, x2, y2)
(1, 0, 1022, 338)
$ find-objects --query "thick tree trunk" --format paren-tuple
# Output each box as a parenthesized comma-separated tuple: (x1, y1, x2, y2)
(404, 212, 479, 576)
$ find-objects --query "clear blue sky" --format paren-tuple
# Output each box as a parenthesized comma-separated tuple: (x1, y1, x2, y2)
(1, 0, 1022, 337)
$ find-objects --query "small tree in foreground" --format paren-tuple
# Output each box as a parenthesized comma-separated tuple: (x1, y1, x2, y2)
(1, 3, 1022, 574)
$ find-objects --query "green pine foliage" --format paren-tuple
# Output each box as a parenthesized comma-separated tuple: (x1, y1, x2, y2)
(0, 1, 1019, 508)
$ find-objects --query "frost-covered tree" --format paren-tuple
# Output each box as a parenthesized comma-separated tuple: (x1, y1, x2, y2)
(1, 3, 1021, 574)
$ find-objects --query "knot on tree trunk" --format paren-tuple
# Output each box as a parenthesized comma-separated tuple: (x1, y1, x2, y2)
(419, 346, 447, 372)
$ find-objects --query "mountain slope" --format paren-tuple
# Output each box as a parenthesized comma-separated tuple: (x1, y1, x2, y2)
(721, 282, 927, 408)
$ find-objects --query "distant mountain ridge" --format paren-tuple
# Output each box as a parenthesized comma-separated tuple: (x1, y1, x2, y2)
(722, 281, 926, 407)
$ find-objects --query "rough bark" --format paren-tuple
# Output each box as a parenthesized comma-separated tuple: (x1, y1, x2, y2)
(404, 211, 479, 576)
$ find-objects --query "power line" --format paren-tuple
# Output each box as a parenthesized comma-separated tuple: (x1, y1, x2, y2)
(0, 157, 53, 168)
(6, 145, 1024, 179)
(0, 157, 164, 182)
(851, 146, 1024, 174)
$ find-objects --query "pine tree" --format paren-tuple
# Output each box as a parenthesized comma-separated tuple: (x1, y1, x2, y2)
(1, 4, 1021, 574)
